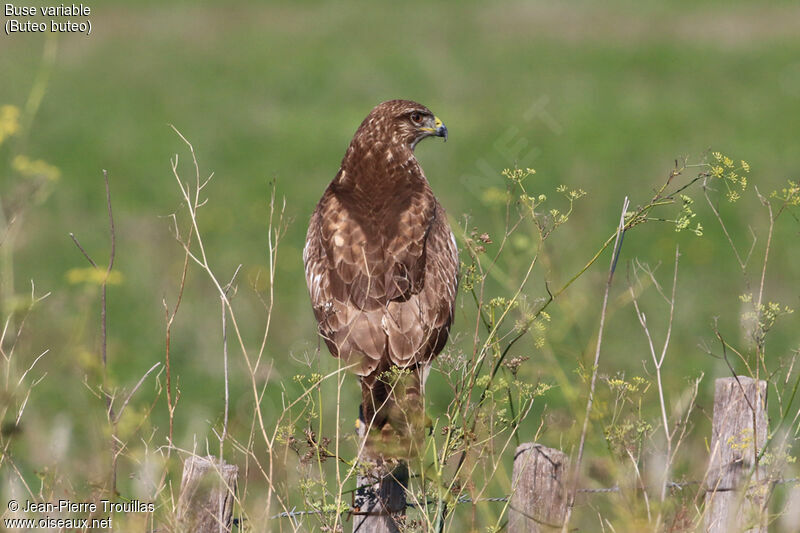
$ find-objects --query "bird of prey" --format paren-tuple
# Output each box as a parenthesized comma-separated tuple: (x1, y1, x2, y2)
(304, 100, 458, 454)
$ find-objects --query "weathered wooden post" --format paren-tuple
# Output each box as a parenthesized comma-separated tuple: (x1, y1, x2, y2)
(176, 455, 238, 533)
(704, 376, 768, 533)
(353, 461, 407, 533)
(352, 422, 407, 533)
(508, 443, 570, 533)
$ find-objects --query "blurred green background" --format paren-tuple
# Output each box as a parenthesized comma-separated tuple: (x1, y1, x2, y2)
(1, 0, 799, 529)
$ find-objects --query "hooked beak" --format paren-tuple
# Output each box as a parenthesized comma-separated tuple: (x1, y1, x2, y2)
(421, 115, 448, 142)
(433, 116, 448, 141)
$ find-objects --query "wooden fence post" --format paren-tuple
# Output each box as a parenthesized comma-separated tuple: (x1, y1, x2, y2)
(508, 443, 570, 533)
(176, 455, 238, 533)
(352, 461, 407, 533)
(352, 421, 407, 533)
(704, 376, 768, 533)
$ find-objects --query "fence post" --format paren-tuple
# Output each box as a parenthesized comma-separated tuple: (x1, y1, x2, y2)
(508, 443, 569, 533)
(352, 421, 407, 533)
(704, 376, 768, 533)
(176, 455, 238, 533)
(352, 461, 407, 533)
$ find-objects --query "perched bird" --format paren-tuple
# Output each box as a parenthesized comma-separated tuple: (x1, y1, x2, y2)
(304, 100, 458, 454)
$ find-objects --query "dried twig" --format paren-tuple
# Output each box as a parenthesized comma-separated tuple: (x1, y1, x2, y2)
(563, 196, 629, 532)
(69, 169, 118, 492)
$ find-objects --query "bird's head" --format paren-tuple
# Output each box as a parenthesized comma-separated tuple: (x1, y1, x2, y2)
(359, 100, 448, 152)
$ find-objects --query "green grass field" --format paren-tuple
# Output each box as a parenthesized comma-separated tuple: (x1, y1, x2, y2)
(2, 1, 799, 530)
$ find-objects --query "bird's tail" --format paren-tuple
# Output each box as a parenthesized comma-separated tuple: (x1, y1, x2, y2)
(360, 365, 427, 458)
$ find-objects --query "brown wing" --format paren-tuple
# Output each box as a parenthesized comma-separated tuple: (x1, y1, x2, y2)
(304, 183, 386, 376)
(304, 179, 457, 375)
(383, 202, 459, 367)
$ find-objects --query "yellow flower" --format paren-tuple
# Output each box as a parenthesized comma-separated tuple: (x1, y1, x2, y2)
(741, 160, 750, 172)
(66, 267, 124, 286)
(12, 154, 61, 181)
(0, 105, 20, 145)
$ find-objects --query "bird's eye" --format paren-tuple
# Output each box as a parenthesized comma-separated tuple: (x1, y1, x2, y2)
(410, 112, 423, 125)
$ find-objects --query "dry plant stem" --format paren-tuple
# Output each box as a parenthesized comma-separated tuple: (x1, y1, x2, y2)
(331, 359, 349, 533)
(702, 179, 756, 272)
(256, 181, 283, 371)
(625, 447, 652, 523)
(209, 265, 240, 531)
(153, 220, 193, 512)
(747, 190, 774, 479)
(100, 170, 115, 371)
(629, 246, 680, 517)
(69, 169, 119, 494)
(164, 220, 193, 444)
(115, 362, 161, 423)
(754, 188, 773, 318)
(169, 127, 293, 517)
(0, 288, 50, 474)
(71, 173, 162, 505)
(221, 264, 241, 445)
(562, 196, 629, 532)
(753, 188, 773, 430)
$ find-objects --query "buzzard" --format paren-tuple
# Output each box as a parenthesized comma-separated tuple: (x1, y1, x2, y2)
(304, 100, 458, 452)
